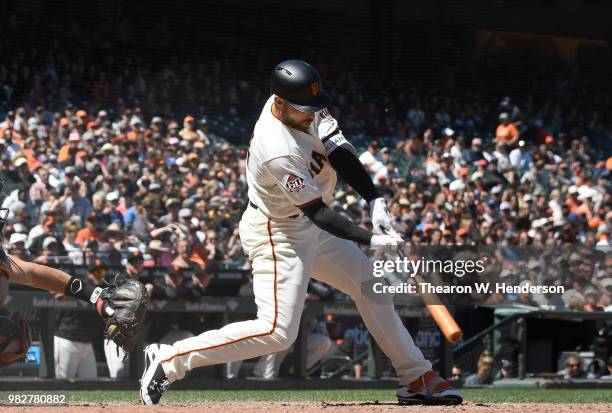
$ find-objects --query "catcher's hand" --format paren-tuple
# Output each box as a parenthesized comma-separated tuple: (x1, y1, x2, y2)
(95, 274, 148, 353)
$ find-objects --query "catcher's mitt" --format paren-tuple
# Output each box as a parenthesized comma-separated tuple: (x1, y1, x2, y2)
(96, 274, 148, 353)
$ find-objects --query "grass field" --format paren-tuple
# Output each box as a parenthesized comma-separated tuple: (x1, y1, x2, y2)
(2, 389, 612, 404)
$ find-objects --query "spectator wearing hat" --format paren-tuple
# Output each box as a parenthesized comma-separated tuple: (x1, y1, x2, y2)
(145, 239, 171, 267)
(508, 140, 533, 171)
(57, 131, 81, 165)
(26, 215, 63, 257)
(104, 191, 124, 228)
(33, 237, 62, 265)
(495, 113, 519, 146)
(81, 121, 97, 142)
(8, 232, 30, 260)
(179, 115, 202, 142)
(467, 138, 485, 164)
(150, 116, 164, 135)
(126, 119, 145, 143)
(102, 222, 126, 265)
(177, 208, 193, 234)
(76, 212, 104, 246)
(10, 156, 35, 191)
(158, 198, 181, 227)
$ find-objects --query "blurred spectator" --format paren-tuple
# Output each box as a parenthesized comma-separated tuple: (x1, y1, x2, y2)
(7, 233, 29, 260)
(76, 212, 104, 246)
(449, 366, 463, 382)
(63, 220, 83, 264)
(495, 113, 519, 146)
(600, 356, 612, 380)
(560, 355, 588, 379)
(26, 214, 59, 256)
(495, 359, 515, 379)
(170, 238, 209, 299)
(33, 237, 62, 265)
(203, 229, 224, 270)
(464, 352, 494, 386)
(498, 97, 523, 126)
(359, 142, 384, 180)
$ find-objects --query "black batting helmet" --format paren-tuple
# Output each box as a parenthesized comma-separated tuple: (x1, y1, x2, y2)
(270, 60, 330, 112)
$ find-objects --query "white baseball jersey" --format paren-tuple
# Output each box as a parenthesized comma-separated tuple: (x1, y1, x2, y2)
(246, 95, 351, 219)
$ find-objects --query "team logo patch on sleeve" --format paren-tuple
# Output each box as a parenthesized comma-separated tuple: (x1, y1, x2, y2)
(285, 174, 306, 193)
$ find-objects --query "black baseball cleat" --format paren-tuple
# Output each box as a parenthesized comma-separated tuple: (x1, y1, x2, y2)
(140, 344, 171, 405)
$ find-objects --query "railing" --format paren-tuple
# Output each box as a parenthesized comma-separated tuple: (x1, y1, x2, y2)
(436, 306, 612, 382)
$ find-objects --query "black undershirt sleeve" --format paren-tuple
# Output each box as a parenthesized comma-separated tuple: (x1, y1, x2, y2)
(326, 145, 378, 204)
(300, 200, 372, 245)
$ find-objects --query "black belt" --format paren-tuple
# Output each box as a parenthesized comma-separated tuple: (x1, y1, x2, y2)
(249, 200, 299, 219)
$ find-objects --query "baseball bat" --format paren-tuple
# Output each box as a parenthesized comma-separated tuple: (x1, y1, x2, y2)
(383, 230, 463, 343)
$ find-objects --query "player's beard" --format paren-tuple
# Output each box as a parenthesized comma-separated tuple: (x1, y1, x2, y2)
(278, 103, 313, 133)
(283, 117, 311, 133)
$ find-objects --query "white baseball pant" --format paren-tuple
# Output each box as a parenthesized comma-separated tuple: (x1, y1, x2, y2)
(104, 340, 129, 379)
(159, 205, 431, 384)
(226, 332, 332, 379)
(53, 335, 97, 379)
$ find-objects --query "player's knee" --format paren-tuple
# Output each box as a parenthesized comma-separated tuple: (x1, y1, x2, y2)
(268, 325, 299, 351)
(268, 332, 295, 352)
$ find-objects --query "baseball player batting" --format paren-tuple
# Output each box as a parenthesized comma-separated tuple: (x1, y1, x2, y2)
(140, 60, 463, 406)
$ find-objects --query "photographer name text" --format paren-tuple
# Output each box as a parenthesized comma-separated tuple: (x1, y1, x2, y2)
(372, 282, 565, 295)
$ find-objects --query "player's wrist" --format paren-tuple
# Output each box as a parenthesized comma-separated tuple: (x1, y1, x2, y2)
(64, 276, 101, 305)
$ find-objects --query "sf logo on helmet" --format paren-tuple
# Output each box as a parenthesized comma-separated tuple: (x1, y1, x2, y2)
(310, 82, 320, 96)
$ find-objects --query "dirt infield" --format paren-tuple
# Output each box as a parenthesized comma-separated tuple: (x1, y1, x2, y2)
(4, 402, 612, 413)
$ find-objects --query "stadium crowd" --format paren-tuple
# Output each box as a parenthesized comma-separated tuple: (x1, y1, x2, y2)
(1, 83, 611, 310)
(0, 14, 610, 311)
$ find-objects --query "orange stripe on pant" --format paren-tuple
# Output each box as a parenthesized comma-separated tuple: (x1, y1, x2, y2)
(160, 219, 278, 365)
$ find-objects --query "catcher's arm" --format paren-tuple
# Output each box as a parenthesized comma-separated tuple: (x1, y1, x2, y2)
(2, 253, 148, 353)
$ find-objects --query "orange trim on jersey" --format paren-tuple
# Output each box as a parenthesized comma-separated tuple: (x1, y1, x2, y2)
(295, 197, 322, 209)
(160, 219, 278, 365)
